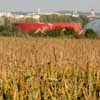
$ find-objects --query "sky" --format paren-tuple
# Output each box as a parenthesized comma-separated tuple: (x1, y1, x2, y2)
(0, 0, 100, 12)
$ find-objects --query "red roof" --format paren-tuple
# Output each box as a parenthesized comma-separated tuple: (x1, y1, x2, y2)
(14, 22, 81, 32)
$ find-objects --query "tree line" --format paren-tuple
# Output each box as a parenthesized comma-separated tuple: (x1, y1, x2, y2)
(0, 15, 98, 39)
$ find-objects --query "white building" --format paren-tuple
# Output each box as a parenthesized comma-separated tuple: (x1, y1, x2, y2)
(15, 15, 25, 19)
(32, 15, 40, 19)
(90, 9, 95, 17)
(0, 12, 14, 17)
(72, 9, 79, 17)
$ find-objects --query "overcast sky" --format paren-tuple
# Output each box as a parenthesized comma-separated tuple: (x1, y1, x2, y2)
(0, 0, 100, 12)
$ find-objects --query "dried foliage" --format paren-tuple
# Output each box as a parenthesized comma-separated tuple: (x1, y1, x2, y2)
(0, 37, 100, 100)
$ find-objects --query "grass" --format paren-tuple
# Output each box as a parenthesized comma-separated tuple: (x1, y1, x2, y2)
(0, 37, 100, 100)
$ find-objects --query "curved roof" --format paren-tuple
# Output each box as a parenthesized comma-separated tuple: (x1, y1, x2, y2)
(84, 19, 100, 34)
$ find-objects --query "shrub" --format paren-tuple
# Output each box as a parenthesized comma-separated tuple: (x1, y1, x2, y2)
(0, 25, 21, 36)
(0, 31, 12, 36)
(0, 25, 5, 32)
(79, 15, 89, 27)
(64, 27, 76, 36)
(85, 29, 97, 38)
(46, 27, 64, 37)
(27, 29, 36, 36)
(0, 22, 25, 37)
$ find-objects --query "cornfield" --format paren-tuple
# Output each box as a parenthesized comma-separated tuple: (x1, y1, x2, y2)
(0, 37, 100, 100)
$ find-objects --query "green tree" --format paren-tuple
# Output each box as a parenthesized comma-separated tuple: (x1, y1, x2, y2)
(46, 27, 63, 37)
(64, 27, 76, 36)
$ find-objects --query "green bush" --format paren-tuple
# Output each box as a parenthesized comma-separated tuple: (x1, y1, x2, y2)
(0, 22, 24, 37)
(46, 27, 64, 37)
(0, 25, 5, 32)
(27, 29, 36, 36)
(64, 27, 76, 36)
(85, 29, 97, 38)
(79, 15, 89, 27)
(0, 25, 19, 36)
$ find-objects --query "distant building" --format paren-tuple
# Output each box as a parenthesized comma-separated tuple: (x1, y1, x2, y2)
(15, 15, 25, 19)
(32, 15, 40, 22)
(72, 9, 79, 17)
(87, 9, 96, 19)
(0, 12, 14, 17)
(65, 13, 72, 16)
(90, 9, 95, 17)
(72, 14, 79, 17)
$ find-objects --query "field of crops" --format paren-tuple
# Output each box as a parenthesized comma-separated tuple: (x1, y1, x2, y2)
(0, 37, 100, 100)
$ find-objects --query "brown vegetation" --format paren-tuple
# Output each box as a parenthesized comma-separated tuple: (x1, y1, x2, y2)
(0, 37, 100, 100)
(0, 37, 100, 68)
